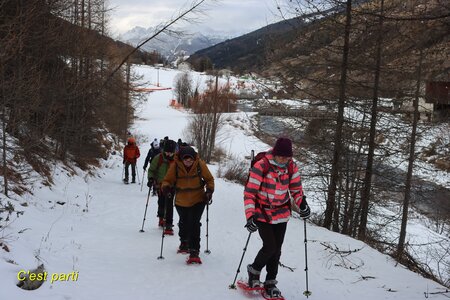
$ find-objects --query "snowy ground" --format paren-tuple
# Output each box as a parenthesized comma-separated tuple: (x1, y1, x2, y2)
(0, 66, 448, 300)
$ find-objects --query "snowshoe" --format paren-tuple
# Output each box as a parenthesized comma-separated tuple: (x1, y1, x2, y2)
(131, 179, 136, 183)
(123, 179, 129, 184)
(236, 279, 284, 300)
(236, 280, 264, 291)
(163, 227, 174, 235)
(186, 255, 202, 264)
(261, 292, 285, 300)
(236, 280, 265, 298)
(158, 218, 164, 227)
(186, 250, 202, 264)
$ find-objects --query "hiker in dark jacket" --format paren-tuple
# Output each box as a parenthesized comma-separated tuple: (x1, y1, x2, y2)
(123, 137, 140, 184)
(143, 139, 161, 171)
(147, 139, 177, 235)
(143, 139, 161, 195)
(161, 146, 214, 263)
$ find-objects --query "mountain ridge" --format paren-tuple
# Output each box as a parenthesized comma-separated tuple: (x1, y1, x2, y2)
(118, 25, 237, 61)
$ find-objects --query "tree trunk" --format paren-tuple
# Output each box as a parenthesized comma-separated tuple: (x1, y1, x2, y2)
(1, 68, 8, 197)
(323, 0, 352, 230)
(125, 63, 131, 142)
(358, 0, 385, 240)
(397, 49, 423, 258)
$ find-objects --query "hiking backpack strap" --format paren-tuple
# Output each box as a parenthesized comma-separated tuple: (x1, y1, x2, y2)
(252, 153, 295, 221)
(174, 161, 205, 192)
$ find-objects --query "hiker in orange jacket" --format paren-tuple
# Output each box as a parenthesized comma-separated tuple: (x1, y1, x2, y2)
(161, 146, 214, 263)
(123, 137, 140, 184)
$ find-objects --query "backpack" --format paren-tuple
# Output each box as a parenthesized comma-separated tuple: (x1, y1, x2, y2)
(174, 162, 205, 192)
(124, 145, 138, 160)
(156, 154, 205, 192)
(152, 153, 172, 178)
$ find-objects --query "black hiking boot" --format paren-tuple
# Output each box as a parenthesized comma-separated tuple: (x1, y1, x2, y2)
(264, 280, 282, 298)
(247, 264, 261, 288)
(177, 241, 189, 254)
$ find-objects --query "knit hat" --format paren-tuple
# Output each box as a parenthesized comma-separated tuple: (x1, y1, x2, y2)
(163, 140, 177, 153)
(272, 137, 293, 157)
(179, 146, 196, 160)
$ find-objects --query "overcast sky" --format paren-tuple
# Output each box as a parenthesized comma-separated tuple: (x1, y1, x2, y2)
(107, 0, 281, 36)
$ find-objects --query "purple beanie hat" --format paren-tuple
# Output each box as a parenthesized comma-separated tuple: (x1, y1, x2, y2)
(272, 137, 293, 157)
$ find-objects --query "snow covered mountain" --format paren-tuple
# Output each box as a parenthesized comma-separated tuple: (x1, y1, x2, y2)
(118, 25, 234, 61)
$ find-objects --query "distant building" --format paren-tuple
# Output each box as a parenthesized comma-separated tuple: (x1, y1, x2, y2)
(177, 62, 191, 71)
(399, 80, 449, 121)
(425, 81, 449, 120)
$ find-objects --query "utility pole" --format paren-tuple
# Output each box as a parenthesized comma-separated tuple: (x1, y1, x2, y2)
(157, 66, 160, 87)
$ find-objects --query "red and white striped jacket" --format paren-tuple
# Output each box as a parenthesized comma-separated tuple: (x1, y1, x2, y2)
(244, 151, 304, 224)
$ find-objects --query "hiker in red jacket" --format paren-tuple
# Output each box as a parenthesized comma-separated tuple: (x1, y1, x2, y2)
(123, 137, 140, 184)
(244, 137, 310, 298)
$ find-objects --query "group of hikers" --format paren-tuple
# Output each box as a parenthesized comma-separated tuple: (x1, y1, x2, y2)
(122, 135, 311, 299)
(123, 136, 214, 265)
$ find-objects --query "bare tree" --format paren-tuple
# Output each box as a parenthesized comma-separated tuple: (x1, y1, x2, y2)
(397, 49, 423, 258)
(174, 72, 193, 107)
(187, 76, 236, 162)
(323, 0, 353, 230)
(358, 0, 385, 240)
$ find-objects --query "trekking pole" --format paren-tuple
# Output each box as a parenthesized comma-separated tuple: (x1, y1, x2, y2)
(140, 169, 146, 191)
(303, 218, 312, 297)
(229, 151, 255, 288)
(157, 193, 170, 260)
(204, 201, 211, 254)
(139, 188, 152, 232)
(136, 167, 141, 185)
(229, 232, 252, 289)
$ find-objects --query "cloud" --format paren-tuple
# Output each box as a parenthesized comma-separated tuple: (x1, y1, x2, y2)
(108, 0, 279, 35)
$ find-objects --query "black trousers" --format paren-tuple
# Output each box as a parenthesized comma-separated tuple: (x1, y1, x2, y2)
(175, 202, 206, 251)
(251, 221, 287, 281)
(124, 162, 136, 181)
(157, 189, 174, 227)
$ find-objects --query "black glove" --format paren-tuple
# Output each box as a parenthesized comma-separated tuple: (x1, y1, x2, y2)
(299, 196, 311, 220)
(147, 178, 154, 188)
(205, 189, 213, 205)
(245, 217, 258, 233)
(123, 160, 125, 164)
(162, 186, 174, 199)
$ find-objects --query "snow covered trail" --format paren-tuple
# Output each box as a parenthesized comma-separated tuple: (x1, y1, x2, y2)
(0, 66, 447, 300)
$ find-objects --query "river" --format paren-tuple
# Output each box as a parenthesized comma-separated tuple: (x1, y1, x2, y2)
(236, 99, 450, 218)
